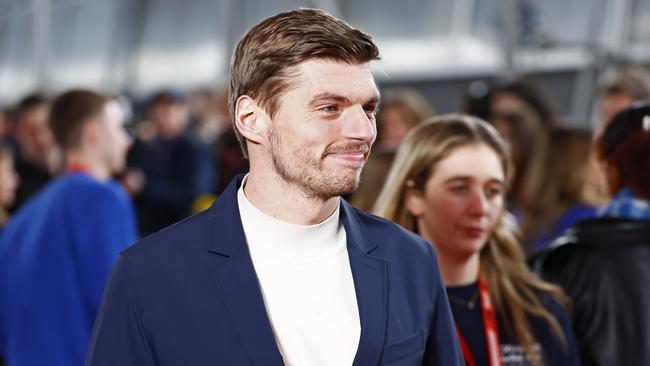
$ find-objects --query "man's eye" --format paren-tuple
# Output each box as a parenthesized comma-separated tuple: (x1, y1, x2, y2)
(320, 105, 339, 113)
(363, 105, 377, 116)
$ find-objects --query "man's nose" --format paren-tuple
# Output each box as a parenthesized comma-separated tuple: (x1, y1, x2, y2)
(344, 105, 376, 143)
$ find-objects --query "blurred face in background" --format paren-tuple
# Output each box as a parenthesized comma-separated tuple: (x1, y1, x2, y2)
(150, 100, 189, 140)
(377, 105, 413, 148)
(0, 110, 12, 139)
(99, 100, 131, 174)
(599, 91, 635, 134)
(490, 108, 539, 173)
(406, 143, 505, 262)
(490, 91, 529, 117)
(0, 151, 19, 208)
(16, 105, 56, 168)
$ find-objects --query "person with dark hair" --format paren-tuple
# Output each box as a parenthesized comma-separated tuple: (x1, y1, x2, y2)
(126, 89, 214, 235)
(490, 79, 559, 128)
(9, 93, 61, 209)
(535, 102, 650, 365)
(86, 8, 463, 365)
(0, 90, 137, 366)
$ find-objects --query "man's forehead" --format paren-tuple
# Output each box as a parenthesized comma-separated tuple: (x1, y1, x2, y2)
(293, 59, 380, 100)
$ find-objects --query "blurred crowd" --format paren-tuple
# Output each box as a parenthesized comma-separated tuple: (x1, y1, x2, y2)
(1, 65, 647, 245)
(0, 61, 649, 365)
(0, 87, 249, 237)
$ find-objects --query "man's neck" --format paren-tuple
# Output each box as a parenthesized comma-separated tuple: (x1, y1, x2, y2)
(243, 172, 339, 226)
(66, 152, 110, 181)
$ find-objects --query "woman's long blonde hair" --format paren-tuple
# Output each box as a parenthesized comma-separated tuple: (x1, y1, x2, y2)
(374, 114, 569, 365)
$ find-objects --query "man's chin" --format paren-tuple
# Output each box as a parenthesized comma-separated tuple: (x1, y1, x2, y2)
(329, 176, 361, 196)
(310, 176, 360, 199)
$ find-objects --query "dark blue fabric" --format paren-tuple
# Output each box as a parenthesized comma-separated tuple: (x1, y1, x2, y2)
(128, 133, 214, 235)
(85, 175, 465, 366)
(448, 283, 489, 366)
(598, 187, 650, 220)
(448, 282, 581, 366)
(0, 173, 137, 366)
(535, 204, 599, 250)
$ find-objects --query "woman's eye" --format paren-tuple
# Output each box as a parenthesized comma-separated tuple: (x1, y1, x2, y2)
(450, 185, 468, 193)
(485, 187, 503, 198)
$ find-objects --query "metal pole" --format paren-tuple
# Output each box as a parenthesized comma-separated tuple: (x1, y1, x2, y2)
(569, 0, 624, 125)
(31, 0, 50, 91)
(500, 0, 519, 77)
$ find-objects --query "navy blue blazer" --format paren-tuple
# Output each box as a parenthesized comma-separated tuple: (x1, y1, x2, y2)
(86, 176, 463, 365)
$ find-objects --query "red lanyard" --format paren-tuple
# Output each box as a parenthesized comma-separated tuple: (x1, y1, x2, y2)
(67, 164, 91, 175)
(455, 277, 503, 366)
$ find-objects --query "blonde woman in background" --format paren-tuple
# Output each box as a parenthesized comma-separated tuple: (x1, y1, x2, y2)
(374, 115, 581, 366)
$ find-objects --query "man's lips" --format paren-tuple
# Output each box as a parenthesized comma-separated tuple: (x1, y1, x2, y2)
(324, 143, 370, 165)
(326, 152, 367, 163)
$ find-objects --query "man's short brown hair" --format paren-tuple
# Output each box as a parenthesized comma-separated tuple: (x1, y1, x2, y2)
(49, 89, 109, 150)
(228, 8, 380, 158)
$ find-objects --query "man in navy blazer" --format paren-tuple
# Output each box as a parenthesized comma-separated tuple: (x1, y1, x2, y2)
(86, 8, 463, 366)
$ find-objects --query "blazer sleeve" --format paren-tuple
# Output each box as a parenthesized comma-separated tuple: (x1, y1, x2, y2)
(85, 254, 156, 366)
(422, 248, 465, 365)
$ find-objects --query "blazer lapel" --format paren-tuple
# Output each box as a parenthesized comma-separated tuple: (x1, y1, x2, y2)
(341, 201, 389, 366)
(207, 177, 284, 365)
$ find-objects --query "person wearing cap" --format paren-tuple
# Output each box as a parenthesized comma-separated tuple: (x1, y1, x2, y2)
(86, 8, 463, 366)
(535, 102, 650, 365)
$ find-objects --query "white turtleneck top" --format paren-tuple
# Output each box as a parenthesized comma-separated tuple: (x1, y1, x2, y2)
(237, 177, 361, 365)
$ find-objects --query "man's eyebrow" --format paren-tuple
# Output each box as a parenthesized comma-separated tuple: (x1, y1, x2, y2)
(309, 92, 381, 105)
(310, 92, 349, 104)
(367, 95, 381, 104)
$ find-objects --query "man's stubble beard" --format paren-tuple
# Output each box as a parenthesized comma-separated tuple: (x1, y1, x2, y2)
(269, 126, 367, 200)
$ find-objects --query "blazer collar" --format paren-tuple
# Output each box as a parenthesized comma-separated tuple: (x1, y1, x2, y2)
(207, 175, 247, 256)
(207, 175, 387, 365)
(208, 175, 379, 256)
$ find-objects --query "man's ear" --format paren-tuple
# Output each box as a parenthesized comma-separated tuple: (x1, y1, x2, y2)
(404, 186, 426, 218)
(234, 95, 269, 146)
(81, 119, 101, 148)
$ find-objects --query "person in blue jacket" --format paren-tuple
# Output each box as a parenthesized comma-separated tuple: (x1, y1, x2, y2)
(0, 90, 137, 366)
(85, 8, 464, 366)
